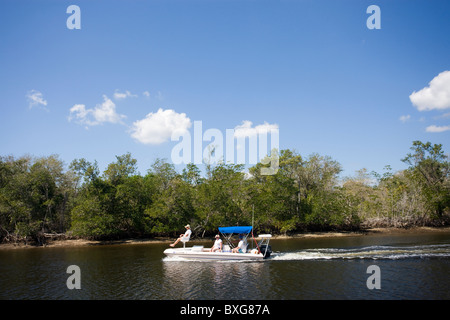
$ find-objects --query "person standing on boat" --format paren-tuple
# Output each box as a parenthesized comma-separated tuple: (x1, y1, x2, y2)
(210, 234, 223, 252)
(169, 224, 192, 247)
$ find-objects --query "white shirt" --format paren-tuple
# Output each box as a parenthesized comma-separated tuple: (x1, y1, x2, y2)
(183, 229, 192, 238)
(213, 239, 222, 248)
(237, 240, 247, 252)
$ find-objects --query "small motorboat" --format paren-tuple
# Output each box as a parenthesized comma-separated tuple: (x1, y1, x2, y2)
(163, 226, 272, 261)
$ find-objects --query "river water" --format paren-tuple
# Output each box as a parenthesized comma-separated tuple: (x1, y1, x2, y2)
(1, 230, 449, 300)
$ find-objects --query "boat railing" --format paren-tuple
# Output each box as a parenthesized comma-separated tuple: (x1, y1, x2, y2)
(257, 234, 272, 258)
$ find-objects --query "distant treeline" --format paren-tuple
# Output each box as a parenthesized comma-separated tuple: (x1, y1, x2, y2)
(0, 141, 449, 244)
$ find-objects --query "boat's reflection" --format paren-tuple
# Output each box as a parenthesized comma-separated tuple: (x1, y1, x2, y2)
(162, 257, 271, 299)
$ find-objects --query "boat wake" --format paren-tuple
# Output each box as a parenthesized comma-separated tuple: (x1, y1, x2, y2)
(270, 244, 450, 261)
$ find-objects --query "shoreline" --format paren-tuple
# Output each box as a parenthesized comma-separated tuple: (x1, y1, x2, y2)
(1, 226, 450, 250)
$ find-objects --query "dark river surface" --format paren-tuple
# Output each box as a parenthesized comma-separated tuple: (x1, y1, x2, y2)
(1, 230, 449, 300)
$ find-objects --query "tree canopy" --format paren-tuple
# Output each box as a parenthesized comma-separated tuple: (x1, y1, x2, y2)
(1, 141, 449, 244)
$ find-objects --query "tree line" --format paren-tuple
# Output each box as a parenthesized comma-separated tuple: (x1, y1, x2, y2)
(0, 141, 449, 244)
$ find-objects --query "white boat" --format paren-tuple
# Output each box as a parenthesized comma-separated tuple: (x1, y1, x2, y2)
(163, 226, 272, 261)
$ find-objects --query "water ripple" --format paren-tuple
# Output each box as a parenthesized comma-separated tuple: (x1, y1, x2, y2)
(270, 244, 450, 261)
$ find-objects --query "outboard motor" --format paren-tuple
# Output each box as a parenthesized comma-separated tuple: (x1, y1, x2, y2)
(259, 244, 272, 258)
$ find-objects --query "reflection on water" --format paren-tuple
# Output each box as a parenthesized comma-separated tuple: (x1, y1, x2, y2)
(1, 231, 449, 300)
(162, 258, 268, 299)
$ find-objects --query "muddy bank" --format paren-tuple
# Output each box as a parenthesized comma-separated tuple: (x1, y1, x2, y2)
(0, 237, 173, 250)
(1, 226, 450, 250)
(281, 226, 450, 239)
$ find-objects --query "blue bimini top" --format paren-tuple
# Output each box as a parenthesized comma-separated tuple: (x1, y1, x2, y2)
(218, 226, 253, 234)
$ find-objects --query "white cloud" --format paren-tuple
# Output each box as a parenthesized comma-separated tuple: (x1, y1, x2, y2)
(27, 90, 48, 110)
(425, 125, 450, 133)
(143, 91, 150, 97)
(69, 95, 126, 127)
(130, 108, 191, 145)
(399, 115, 411, 123)
(233, 120, 279, 138)
(69, 104, 89, 121)
(410, 70, 450, 111)
(113, 90, 137, 100)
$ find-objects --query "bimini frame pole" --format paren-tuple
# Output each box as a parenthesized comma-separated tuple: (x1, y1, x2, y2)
(263, 237, 270, 258)
(251, 229, 261, 254)
(220, 231, 234, 249)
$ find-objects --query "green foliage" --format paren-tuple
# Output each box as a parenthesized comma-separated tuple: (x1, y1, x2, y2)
(305, 189, 360, 230)
(402, 141, 450, 220)
(70, 196, 116, 238)
(1, 141, 449, 244)
(0, 155, 73, 243)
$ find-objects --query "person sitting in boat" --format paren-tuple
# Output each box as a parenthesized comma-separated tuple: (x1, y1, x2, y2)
(210, 234, 223, 252)
(232, 235, 247, 253)
(169, 224, 192, 247)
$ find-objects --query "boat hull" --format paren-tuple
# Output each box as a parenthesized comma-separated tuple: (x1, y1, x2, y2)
(163, 247, 266, 261)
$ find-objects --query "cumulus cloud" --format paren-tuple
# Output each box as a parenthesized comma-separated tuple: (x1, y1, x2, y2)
(410, 71, 450, 111)
(425, 125, 450, 133)
(27, 90, 48, 110)
(130, 108, 191, 145)
(233, 120, 279, 138)
(69, 104, 89, 121)
(113, 90, 137, 100)
(69, 95, 126, 127)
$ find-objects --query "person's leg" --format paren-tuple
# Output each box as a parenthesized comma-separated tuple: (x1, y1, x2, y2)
(170, 237, 181, 247)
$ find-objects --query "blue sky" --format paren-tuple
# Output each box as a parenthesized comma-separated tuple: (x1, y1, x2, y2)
(1, 0, 449, 178)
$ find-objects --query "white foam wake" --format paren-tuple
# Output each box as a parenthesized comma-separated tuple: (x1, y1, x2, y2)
(269, 244, 450, 261)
